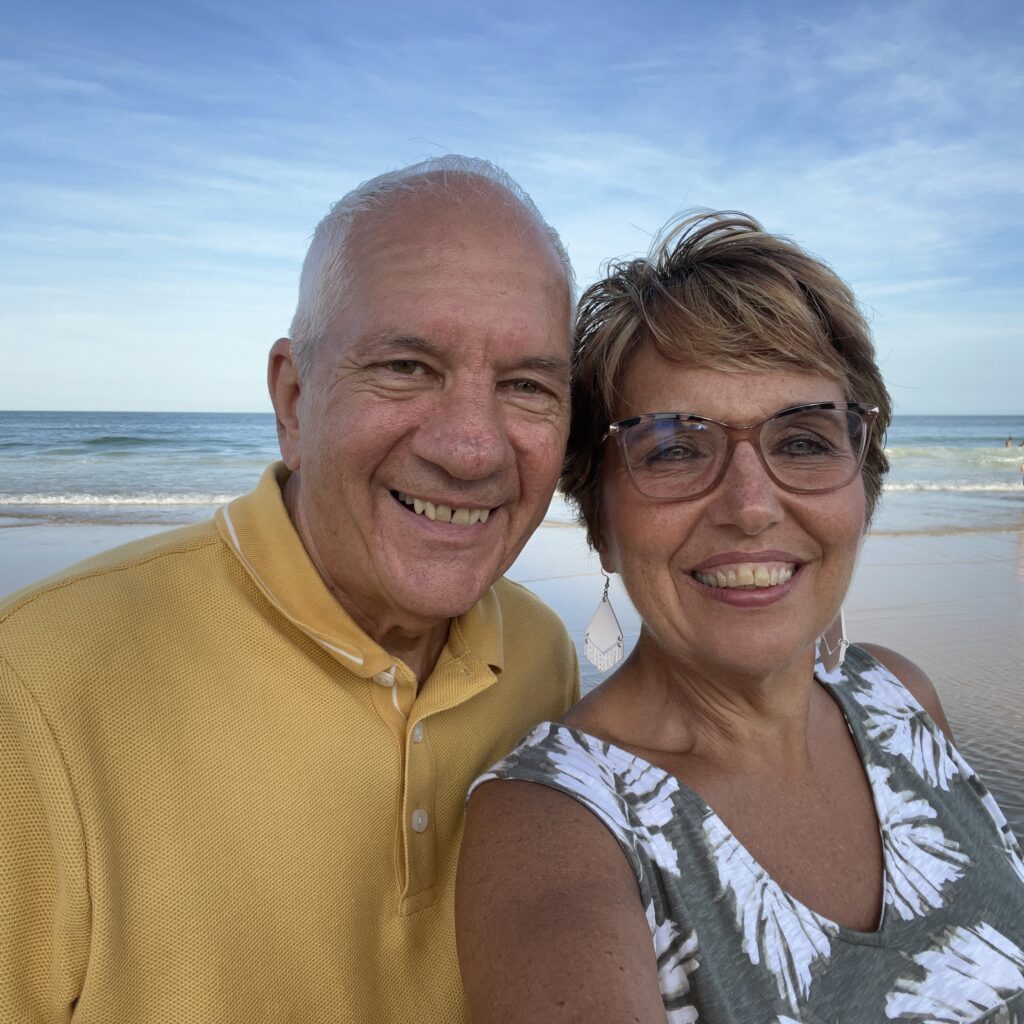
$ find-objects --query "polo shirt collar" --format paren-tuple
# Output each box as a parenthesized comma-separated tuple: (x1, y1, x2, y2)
(215, 463, 504, 678)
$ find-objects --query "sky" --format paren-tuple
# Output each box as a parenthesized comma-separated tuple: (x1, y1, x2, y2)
(2, 0, 1022, 414)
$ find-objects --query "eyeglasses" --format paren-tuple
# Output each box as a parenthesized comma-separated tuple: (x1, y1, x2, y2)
(606, 402, 878, 501)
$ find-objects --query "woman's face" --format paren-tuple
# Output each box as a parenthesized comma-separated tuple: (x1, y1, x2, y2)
(599, 349, 867, 678)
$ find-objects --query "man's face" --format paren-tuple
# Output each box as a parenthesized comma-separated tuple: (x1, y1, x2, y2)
(274, 187, 572, 638)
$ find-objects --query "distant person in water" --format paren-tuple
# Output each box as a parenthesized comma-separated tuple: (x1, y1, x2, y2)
(1006, 436, 1014, 447)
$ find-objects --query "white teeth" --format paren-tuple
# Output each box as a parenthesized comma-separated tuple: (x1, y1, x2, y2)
(693, 563, 795, 590)
(396, 491, 490, 526)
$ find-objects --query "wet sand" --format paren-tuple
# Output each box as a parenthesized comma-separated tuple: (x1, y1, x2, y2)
(1, 517, 1021, 834)
(846, 530, 1024, 833)
(0, 519, 166, 599)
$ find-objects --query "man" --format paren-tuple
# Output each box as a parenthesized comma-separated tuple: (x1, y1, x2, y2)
(0, 157, 579, 1022)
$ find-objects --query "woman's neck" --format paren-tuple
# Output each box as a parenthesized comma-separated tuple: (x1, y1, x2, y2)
(566, 630, 822, 773)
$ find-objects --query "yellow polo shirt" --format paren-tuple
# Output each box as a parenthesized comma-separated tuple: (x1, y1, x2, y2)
(0, 464, 579, 1023)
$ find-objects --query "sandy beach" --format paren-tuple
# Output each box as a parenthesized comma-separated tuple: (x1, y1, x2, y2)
(2, 514, 1022, 834)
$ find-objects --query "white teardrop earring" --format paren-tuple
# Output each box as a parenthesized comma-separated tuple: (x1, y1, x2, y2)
(818, 609, 849, 673)
(584, 571, 624, 672)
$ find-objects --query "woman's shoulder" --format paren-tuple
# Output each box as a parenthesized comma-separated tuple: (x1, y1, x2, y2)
(469, 719, 684, 884)
(473, 721, 609, 788)
(461, 723, 658, 952)
(470, 723, 606, 813)
(853, 642, 955, 740)
(471, 720, 663, 822)
(457, 746, 671, 1024)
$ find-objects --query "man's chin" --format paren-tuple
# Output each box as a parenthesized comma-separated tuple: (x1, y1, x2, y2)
(387, 562, 503, 624)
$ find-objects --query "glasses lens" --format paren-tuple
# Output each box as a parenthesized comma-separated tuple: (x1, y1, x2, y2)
(760, 408, 866, 491)
(617, 406, 870, 499)
(621, 418, 726, 498)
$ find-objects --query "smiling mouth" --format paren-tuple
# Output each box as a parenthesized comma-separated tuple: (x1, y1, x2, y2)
(393, 490, 492, 525)
(692, 562, 796, 589)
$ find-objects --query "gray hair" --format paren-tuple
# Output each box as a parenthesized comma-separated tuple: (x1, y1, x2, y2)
(288, 154, 576, 377)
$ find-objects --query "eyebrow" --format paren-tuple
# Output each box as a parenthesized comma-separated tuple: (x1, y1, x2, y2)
(371, 334, 441, 357)
(369, 334, 570, 375)
(513, 355, 571, 374)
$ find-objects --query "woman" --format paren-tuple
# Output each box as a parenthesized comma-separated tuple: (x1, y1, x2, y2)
(456, 213, 1024, 1021)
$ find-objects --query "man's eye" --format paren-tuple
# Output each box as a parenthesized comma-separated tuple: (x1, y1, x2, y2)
(385, 360, 424, 376)
(506, 379, 541, 395)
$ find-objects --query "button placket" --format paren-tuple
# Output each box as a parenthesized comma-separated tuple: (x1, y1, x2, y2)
(401, 712, 437, 906)
(407, 722, 430, 835)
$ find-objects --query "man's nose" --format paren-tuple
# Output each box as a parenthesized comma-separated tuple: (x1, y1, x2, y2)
(415, 383, 510, 481)
(705, 440, 783, 534)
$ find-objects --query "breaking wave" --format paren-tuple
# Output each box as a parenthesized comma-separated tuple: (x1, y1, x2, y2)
(885, 445, 1023, 467)
(1, 493, 237, 506)
(884, 482, 1022, 493)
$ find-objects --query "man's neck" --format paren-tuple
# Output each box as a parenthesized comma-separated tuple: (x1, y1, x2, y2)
(281, 470, 451, 686)
(374, 623, 450, 690)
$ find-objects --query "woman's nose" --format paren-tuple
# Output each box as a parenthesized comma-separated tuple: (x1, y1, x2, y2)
(704, 440, 783, 534)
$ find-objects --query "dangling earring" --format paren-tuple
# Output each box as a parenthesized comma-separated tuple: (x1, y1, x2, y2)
(584, 571, 624, 672)
(818, 609, 849, 673)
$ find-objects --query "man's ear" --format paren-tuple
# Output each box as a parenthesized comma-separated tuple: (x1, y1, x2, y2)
(268, 338, 302, 470)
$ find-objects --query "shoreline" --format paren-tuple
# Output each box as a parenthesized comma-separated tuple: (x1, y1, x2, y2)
(3, 508, 1023, 537)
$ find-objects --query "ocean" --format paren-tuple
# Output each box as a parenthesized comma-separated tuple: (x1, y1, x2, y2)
(1, 410, 1023, 532)
(0, 411, 277, 526)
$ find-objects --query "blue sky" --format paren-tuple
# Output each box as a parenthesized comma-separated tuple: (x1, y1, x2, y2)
(2, 0, 1022, 414)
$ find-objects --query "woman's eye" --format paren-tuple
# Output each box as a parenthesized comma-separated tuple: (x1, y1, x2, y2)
(776, 433, 835, 456)
(647, 443, 701, 463)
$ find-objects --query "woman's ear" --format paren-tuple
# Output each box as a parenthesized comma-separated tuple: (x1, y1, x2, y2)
(597, 541, 618, 576)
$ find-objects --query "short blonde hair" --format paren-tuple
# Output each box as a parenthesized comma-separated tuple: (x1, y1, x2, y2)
(562, 211, 892, 550)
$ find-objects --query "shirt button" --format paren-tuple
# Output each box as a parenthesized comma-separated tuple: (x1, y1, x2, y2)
(411, 722, 425, 743)
(373, 668, 396, 687)
(411, 809, 429, 833)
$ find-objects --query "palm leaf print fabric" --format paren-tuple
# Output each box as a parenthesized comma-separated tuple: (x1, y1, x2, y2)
(471, 646, 1024, 1021)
